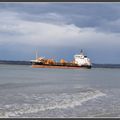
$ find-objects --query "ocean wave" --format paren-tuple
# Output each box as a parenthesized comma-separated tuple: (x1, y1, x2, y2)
(0, 89, 106, 117)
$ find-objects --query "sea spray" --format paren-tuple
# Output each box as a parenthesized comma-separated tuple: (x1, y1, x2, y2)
(0, 89, 106, 117)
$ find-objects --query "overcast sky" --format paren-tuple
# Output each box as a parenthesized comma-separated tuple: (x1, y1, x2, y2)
(0, 2, 120, 64)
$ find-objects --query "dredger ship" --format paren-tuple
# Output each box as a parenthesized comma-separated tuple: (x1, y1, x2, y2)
(31, 50, 92, 69)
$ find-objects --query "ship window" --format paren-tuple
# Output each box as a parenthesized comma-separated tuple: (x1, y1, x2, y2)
(84, 56, 87, 58)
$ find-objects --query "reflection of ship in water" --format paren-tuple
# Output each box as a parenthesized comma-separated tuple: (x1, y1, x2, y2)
(31, 50, 92, 69)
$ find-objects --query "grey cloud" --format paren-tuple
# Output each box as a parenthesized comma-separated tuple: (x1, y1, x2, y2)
(0, 3, 120, 63)
(0, 3, 119, 33)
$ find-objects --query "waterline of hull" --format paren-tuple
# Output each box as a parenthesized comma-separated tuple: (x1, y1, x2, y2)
(32, 65, 91, 69)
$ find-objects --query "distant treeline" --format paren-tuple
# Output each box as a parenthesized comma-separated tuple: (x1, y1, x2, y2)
(92, 63, 120, 68)
(0, 60, 120, 68)
(0, 60, 31, 65)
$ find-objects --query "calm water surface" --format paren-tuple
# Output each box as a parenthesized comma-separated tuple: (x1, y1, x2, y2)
(0, 64, 120, 118)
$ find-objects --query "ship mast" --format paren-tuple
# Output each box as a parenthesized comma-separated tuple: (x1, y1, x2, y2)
(80, 49, 83, 55)
(35, 50, 38, 60)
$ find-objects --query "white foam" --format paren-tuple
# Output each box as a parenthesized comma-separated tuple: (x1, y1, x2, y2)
(0, 89, 106, 117)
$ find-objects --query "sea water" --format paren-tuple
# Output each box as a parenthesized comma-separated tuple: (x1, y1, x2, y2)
(0, 64, 120, 118)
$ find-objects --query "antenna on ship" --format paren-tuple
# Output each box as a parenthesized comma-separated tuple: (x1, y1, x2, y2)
(80, 49, 83, 54)
(35, 50, 38, 59)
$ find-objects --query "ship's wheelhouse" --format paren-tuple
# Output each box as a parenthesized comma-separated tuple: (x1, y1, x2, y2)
(74, 51, 91, 66)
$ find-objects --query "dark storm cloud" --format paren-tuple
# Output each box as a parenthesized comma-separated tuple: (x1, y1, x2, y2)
(0, 3, 120, 33)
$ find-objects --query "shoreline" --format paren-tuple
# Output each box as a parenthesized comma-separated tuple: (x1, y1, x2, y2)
(0, 60, 120, 68)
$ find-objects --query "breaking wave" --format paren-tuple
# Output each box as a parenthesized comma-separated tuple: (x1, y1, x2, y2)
(0, 89, 106, 117)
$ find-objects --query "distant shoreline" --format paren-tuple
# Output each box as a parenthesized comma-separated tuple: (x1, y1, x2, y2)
(0, 60, 31, 65)
(0, 60, 120, 68)
(92, 63, 120, 68)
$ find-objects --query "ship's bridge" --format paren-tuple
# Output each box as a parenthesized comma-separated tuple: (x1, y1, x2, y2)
(74, 54, 85, 59)
(74, 50, 91, 66)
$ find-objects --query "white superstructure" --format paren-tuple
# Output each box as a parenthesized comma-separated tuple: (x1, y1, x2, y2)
(74, 50, 91, 66)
